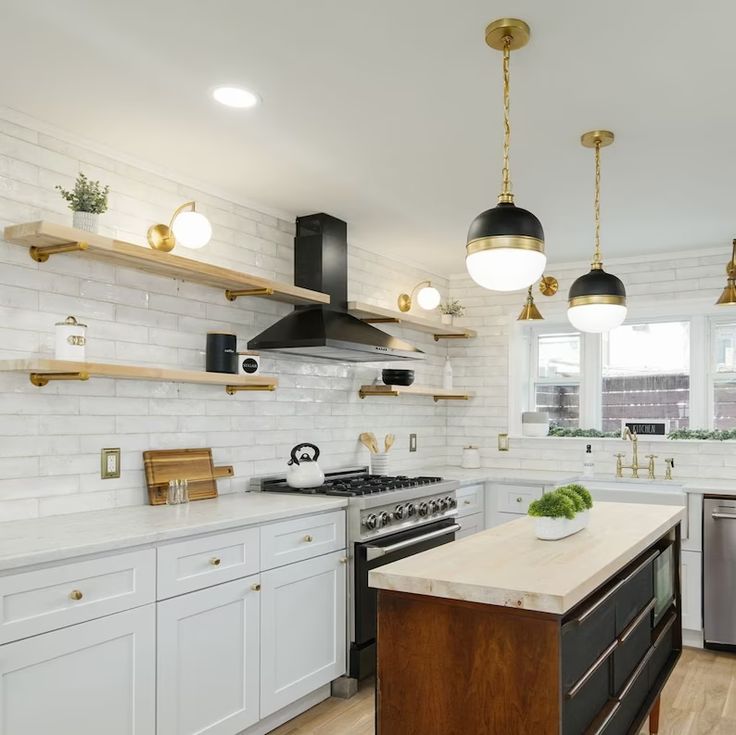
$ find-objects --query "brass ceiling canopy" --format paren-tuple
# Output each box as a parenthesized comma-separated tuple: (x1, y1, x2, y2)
(716, 239, 736, 306)
(485, 18, 530, 51)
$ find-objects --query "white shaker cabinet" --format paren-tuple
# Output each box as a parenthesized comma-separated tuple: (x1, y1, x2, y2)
(0, 604, 155, 735)
(156, 574, 261, 735)
(260, 550, 346, 717)
(680, 549, 702, 632)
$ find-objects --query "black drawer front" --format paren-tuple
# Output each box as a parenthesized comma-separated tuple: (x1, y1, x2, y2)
(612, 599, 655, 694)
(563, 656, 612, 735)
(615, 555, 655, 635)
(602, 657, 651, 735)
(562, 598, 616, 691)
(649, 611, 677, 689)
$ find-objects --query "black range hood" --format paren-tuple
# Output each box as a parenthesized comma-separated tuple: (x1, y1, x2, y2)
(248, 213, 424, 362)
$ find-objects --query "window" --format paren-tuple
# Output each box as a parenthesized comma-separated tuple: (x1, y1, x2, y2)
(712, 322, 736, 429)
(534, 333, 580, 428)
(601, 322, 690, 432)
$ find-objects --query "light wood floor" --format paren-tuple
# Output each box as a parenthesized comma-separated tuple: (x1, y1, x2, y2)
(270, 648, 736, 734)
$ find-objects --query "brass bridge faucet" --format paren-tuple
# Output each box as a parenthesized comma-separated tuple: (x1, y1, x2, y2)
(615, 427, 657, 479)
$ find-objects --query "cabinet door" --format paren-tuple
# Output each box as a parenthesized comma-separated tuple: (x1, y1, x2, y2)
(681, 550, 702, 631)
(157, 575, 260, 735)
(0, 605, 155, 735)
(457, 512, 484, 539)
(260, 550, 346, 717)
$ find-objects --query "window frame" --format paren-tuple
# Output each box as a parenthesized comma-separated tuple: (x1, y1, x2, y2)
(708, 317, 736, 430)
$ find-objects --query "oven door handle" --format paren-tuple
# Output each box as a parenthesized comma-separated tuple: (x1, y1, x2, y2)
(365, 524, 461, 561)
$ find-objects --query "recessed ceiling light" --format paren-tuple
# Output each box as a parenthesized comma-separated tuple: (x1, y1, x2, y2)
(212, 86, 260, 109)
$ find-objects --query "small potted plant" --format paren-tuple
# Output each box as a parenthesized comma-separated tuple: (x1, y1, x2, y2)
(528, 484, 593, 540)
(56, 173, 110, 233)
(439, 299, 465, 325)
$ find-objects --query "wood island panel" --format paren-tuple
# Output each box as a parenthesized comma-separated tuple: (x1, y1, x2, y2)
(376, 591, 561, 735)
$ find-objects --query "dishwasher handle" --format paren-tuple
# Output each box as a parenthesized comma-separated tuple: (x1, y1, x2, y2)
(712, 512, 736, 520)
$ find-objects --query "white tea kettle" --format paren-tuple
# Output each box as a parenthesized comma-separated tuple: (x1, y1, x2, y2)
(286, 443, 325, 489)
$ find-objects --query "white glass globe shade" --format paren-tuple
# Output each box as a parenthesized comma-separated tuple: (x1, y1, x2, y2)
(172, 211, 212, 249)
(416, 285, 441, 310)
(567, 303, 627, 333)
(466, 248, 546, 292)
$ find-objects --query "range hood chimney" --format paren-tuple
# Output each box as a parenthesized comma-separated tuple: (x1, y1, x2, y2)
(247, 213, 425, 362)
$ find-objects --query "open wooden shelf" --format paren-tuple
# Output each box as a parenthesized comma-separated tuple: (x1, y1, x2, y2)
(4, 221, 329, 307)
(358, 384, 472, 402)
(347, 301, 476, 341)
(0, 359, 278, 395)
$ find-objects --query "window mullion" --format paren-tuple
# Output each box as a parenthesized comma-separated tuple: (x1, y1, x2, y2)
(581, 333, 602, 429)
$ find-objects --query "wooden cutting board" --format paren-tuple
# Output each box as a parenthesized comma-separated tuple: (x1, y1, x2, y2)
(143, 448, 234, 505)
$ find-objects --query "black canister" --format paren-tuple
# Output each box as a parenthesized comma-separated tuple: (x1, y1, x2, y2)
(206, 332, 237, 373)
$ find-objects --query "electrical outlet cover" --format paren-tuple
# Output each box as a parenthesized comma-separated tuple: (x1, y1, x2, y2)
(101, 448, 121, 479)
(409, 433, 417, 452)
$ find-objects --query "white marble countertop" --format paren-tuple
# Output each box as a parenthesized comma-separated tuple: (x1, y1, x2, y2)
(369, 502, 685, 615)
(0, 493, 347, 573)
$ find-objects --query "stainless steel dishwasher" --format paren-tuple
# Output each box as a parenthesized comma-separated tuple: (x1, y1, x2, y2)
(704, 496, 736, 650)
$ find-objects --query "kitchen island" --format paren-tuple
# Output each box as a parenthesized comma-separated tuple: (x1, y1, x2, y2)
(369, 502, 685, 735)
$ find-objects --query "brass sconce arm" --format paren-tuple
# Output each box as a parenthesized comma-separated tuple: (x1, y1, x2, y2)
(397, 280, 435, 313)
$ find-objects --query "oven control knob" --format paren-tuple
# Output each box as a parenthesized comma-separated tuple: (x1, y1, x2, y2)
(394, 505, 405, 520)
(405, 503, 416, 517)
(428, 500, 439, 514)
(418, 502, 429, 517)
(439, 498, 449, 511)
(378, 511, 391, 528)
(447, 496, 457, 509)
(363, 514, 378, 530)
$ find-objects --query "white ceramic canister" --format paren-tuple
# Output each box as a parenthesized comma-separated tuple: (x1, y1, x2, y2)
(238, 351, 261, 375)
(461, 445, 481, 469)
(55, 316, 87, 361)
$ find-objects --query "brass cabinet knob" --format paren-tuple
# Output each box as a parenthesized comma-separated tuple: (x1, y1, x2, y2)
(464, 499, 472, 505)
(304, 534, 314, 543)
(516, 497, 523, 503)
(339, 557, 348, 564)
(210, 557, 221, 566)
(69, 590, 83, 601)
(251, 583, 261, 592)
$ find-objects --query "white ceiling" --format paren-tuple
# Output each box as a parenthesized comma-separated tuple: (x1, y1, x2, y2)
(1, 0, 735, 276)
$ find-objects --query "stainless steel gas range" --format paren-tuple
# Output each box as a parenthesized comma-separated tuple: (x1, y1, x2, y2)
(251, 468, 460, 681)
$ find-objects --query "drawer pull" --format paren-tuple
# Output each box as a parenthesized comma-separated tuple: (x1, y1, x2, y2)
(251, 583, 261, 591)
(304, 534, 314, 543)
(566, 639, 619, 699)
(69, 589, 84, 601)
(652, 609, 677, 649)
(588, 700, 621, 735)
(573, 550, 659, 625)
(209, 557, 221, 566)
(619, 598, 656, 644)
(617, 645, 655, 702)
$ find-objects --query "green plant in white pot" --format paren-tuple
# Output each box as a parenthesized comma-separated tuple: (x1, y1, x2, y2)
(56, 173, 110, 233)
(439, 299, 465, 325)
(528, 484, 593, 540)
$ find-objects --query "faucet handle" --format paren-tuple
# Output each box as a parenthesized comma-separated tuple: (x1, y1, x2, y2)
(645, 454, 657, 460)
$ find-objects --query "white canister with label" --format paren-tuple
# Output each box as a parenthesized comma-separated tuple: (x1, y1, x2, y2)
(55, 316, 87, 361)
(461, 445, 481, 469)
(238, 352, 261, 375)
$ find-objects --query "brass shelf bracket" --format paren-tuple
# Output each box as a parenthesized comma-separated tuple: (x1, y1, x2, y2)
(225, 287, 274, 301)
(433, 394, 470, 403)
(30, 241, 89, 263)
(30, 371, 90, 387)
(359, 389, 399, 399)
(225, 384, 276, 395)
(433, 333, 471, 342)
(363, 317, 401, 325)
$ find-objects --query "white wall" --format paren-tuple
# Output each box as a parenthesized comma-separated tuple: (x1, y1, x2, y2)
(0, 108, 450, 521)
(446, 246, 736, 479)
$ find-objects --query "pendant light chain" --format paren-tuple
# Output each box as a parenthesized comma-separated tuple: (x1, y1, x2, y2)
(592, 139, 602, 268)
(500, 36, 513, 202)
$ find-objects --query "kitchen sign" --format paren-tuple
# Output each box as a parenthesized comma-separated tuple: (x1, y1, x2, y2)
(620, 419, 669, 439)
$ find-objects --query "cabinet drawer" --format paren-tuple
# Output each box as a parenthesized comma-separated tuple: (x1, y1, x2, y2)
(456, 484, 484, 518)
(261, 511, 345, 571)
(0, 548, 155, 644)
(157, 527, 260, 599)
(563, 648, 612, 735)
(612, 598, 655, 694)
(495, 483, 543, 514)
(615, 551, 656, 635)
(456, 512, 484, 539)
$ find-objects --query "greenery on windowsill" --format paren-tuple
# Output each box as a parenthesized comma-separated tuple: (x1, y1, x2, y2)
(667, 428, 736, 441)
(548, 426, 620, 438)
(544, 426, 736, 441)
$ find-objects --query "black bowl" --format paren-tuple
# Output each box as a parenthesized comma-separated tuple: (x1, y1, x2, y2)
(382, 369, 415, 386)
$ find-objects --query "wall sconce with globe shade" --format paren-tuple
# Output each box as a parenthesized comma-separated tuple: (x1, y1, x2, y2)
(147, 201, 213, 253)
(397, 281, 442, 313)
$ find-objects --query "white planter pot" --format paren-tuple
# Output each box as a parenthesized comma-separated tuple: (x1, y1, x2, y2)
(535, 512, 589, 541)
(73, 211, 99, 233)
(441, 314, 453, 325)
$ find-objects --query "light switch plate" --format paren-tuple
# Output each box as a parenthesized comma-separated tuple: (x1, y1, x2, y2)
(409, 433, 417, 452)
(101, 448, 121, 479)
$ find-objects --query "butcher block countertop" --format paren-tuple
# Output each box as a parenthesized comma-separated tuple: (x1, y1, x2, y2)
(369, 501, 684, 615)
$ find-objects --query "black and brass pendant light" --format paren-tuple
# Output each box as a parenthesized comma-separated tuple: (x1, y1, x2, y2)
(517, 275, 559, 321)
(567, 131, 627, 333)
(465, 19, 546, 292)
(715, 239, 736, 306)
